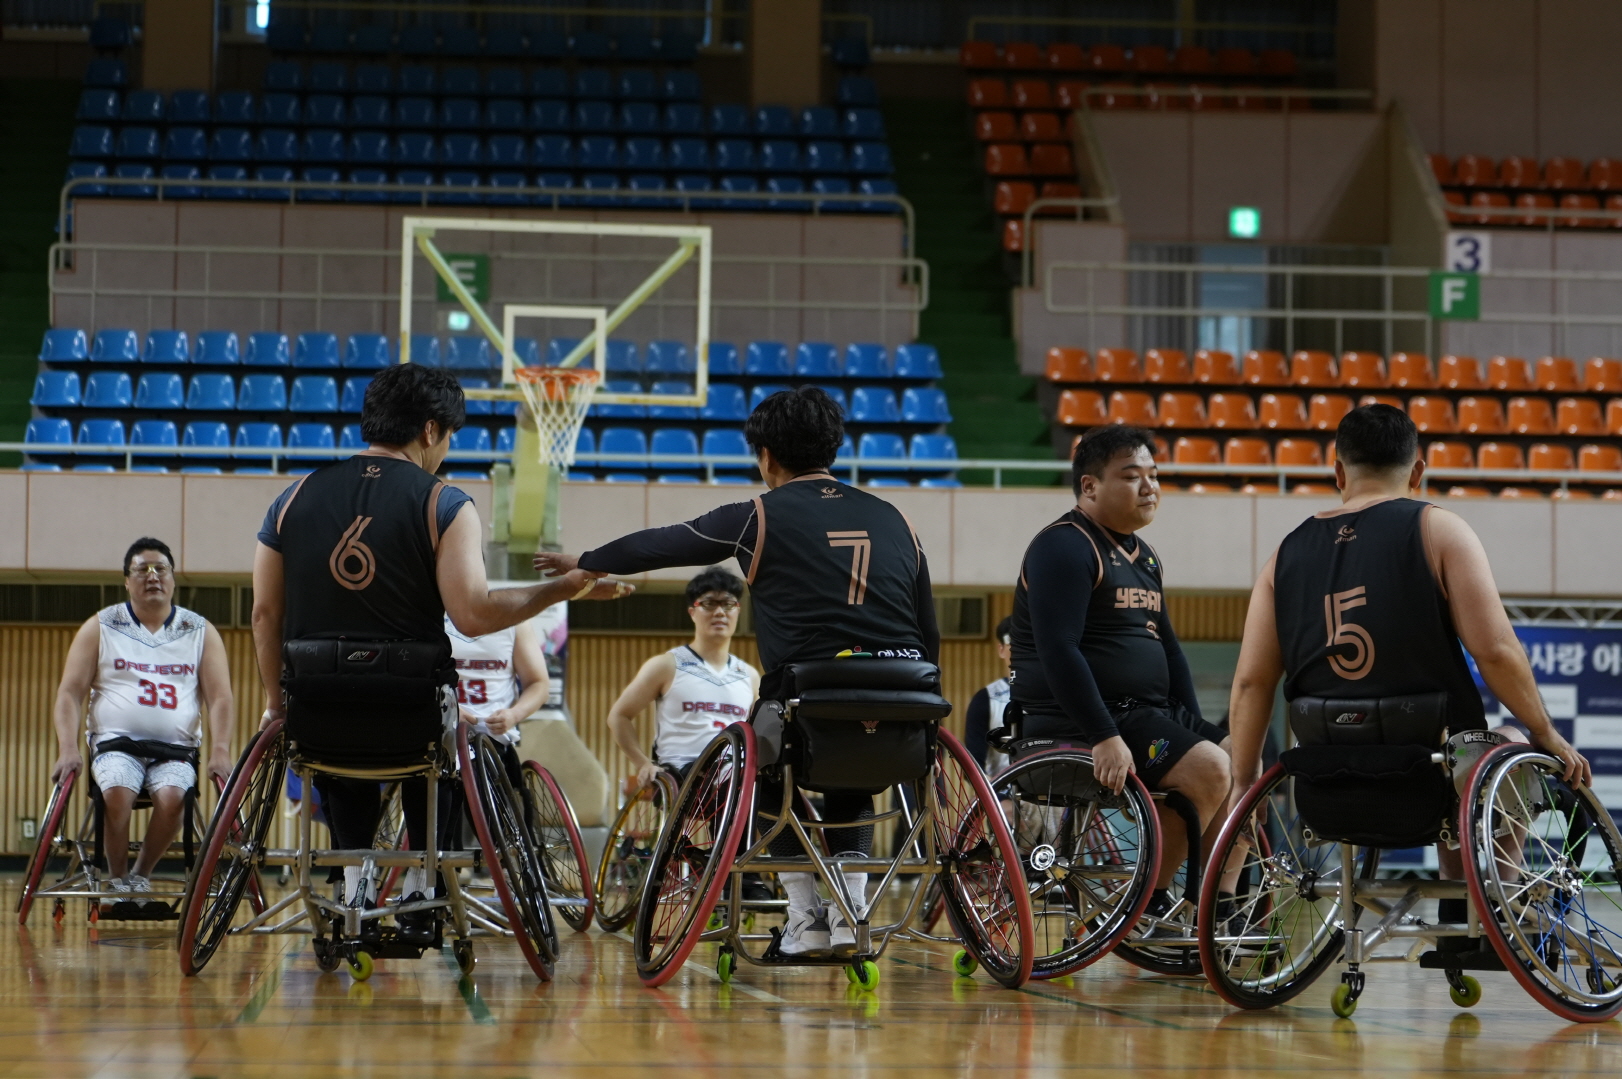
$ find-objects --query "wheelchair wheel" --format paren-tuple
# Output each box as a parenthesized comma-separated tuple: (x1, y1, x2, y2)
(1115, 793, 1203, 976)
(178, 721, 286, 976)
(596, 772, 679, 932)
(459, 727, 557, 982)
(1461, 743, 1622, 1023)
(17, 768, 78, 925)
(633, 724, 755, 988)
(1196, 763, 1378, 1009)
(992, 749, 1160, 979)
(522, 761, 597, 933)
(933, 729, 1035, 988)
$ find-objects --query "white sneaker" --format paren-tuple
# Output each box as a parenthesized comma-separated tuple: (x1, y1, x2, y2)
(125, 874, 152, 894)
(100, 877, 131, 906)
(829, 907, 860, 954)
(779, 906, 831, 956)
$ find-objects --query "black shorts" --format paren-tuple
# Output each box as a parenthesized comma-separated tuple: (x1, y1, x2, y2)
(1022, 700, 1225, 786)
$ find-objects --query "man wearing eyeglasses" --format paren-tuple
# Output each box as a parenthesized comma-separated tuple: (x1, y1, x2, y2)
(49, 537, 235, 901)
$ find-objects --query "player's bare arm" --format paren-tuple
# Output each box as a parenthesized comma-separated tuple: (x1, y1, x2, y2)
(605, 653, 678, 786)
(1227, 553, 1284, 813)
(251, 542, 288, 725)
(49, 617, 101, 782)
(198, 623, 236, 784)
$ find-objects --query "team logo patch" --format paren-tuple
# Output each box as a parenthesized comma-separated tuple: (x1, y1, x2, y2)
(1146, 737, 1171, 764)
(820, 486, 842, 499)
(1336, 524, 1357, 544)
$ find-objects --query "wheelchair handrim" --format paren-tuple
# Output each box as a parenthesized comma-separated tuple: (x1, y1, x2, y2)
(17, 768, 77, 922)
(524, 761, 597, 932)
(594, 776, 673, 932)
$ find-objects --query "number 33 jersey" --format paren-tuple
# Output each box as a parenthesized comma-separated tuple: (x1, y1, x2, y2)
(88, 603, 207, 747)
(445, 617, 521, 742)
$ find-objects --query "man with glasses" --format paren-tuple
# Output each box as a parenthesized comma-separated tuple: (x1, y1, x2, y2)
(50, 537, 235, 900)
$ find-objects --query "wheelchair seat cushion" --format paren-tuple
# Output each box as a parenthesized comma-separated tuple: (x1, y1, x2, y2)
(779, 659, 949, 793)
(785, 658, 952, 722)
(286, 697, 447, 769)
(1282, 743, 1454, 849)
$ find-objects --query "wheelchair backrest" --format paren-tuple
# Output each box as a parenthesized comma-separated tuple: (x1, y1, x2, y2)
(779, 658, 951, 793)
(784, 658, 953, 723)
(1288, 691, 1448, 748)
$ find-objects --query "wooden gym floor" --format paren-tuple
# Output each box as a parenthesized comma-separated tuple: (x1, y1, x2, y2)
(4, 879, 1620, 1078)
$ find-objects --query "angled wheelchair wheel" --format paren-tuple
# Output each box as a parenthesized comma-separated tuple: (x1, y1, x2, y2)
(178, 721, 286, 976)
(17, 768, 78, 925)
(1196, 763, 1379, 1009)
(460, 728, 557, 982)
(596, 771, 679, 933)
(1115, 793, 1203, 976)
(992, 749, 1160, 979)
(1461, 743, 1622, 1023)
(523, 761, 597, 933)
(933, 730, 1035, 988)
(633, 724, 755, 988)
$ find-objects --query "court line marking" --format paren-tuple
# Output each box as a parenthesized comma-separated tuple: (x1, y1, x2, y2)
(884, 953, 1191, 1029)
(610, 931, 788, 1003)
(443, 948, 497, 1024)
(234, 946, 296, 1024)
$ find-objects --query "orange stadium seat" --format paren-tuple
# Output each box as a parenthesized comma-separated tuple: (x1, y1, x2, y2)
(1224, 437, 1271, 465)
(985, 144, 1030, 175)
(1157, 392, 1207, 428)
(1087, 44, 1128, 72)
(1535, 356, 1581, 392)
(1387, 352, 1434, 388)
(1029, 144, 1074, 176)
(1194, 349, 1241, 384)
(1152, 435, 1171, 461)
(1290, 483, 1338, 495)
(1552, 487, 1594, 499)
(1216, 48, 1256, 75)
(1038, 181, 1080, 206)
(1592, 158, 1622, 190)
(968, 78, 1008, 108)
(1358, 394, 1404, 410)
(1131, 45, 1170, 73)
(1259, 49, 1296, 76)
(1208, 392, 1259, 428)
(1499, 156, 1540, 189)
(1108, 390, 1156, 425)
(975, 112, 1018, 141)
(1291, 350, 1338, 387)
(1057, 389, 1107, 426)
(1045, 346, 1091, 382)
(1488, 356, 1533, 390)
(1325, 441, 1337, 466)
(1094, 347, 1141, 382)
(1141, 84, 1181, 111)
(1584, 357, 1622, 391)
(1516, 193, 1556, 226)
(994, 180, 1035, 214)
(1471, 191, 1511, 225)
(1000, 219, 1025, 252)
(960, 41, 1000, 68)
(1438, 354, 1484, 389)
(1094, 84, 1142, 110)
(1275, 438, 1322, 466)
(1309, 393, 1354, 431)
(1456, 396, 1508, 434)
(1258, 392, 1308, 429)
(1580, 444, 1622, 472)
(1560, 194, 1605, 228)
(1605, 489, 1622, 500)
(1557, 397, 1604, 435)
(1054, 80, 1089, 109)
(1544, 157, 1587, 190)
(1508, 396, 1556, 434)
(1187, 86, 1227, 111)
(1607, 194, 1622, 224)
(1045, 43, 1085, 71)
(1478, 442, 1526, 470)
(1443, 190, 1470, 225)
(1427, 154, 1453, 185)
(1447, 486, 1493, 498)
(1338, 351, 1387, 387)
(1408, 396, 1457, 432)
(1243, 349, 1289, 386)
(1020, 112, 1067, 142)
(1174, 46, 1213, 74)
(1529, 444, 1576, 471)
(1002, 42, 1044, 69)
(1498, 487, 1544, 499)
(1173, 436, 1220, 464)
(1454, 155, 1496, 187)
(1229, 87, 1277, 112)
(1188, 482, 1234, 493)
(1012, 79, 1053, 108)
(1426, 442, 1474, 469)
(1610, 399, 1622, 433)
(1145, 348, 1191, 383)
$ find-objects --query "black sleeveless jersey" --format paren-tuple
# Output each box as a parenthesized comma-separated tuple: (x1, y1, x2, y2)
(1010, 509, 1172, 710)
(276, 455, 451, 647)
(747, 475, 928, 673)
(1273, 498, 1484, 726)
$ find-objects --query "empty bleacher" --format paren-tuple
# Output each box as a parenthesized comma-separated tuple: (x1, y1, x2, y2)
(1430, 154, 1622, 229)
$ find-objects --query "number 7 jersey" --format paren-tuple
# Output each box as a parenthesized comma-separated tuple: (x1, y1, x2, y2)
(88, 603, 208, 747)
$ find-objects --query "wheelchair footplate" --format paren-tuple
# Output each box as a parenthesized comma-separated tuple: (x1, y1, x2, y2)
(98, 899, 180, 921)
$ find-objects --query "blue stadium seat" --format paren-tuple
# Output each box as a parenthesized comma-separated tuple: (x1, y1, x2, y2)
(795, 342, 842, 377)
(664, 70, 702, 101)
(591, 380, 644, 419)
(442, 133, 484, 166)
(77, 90, 120, 123)
(894, 343, 942, 379)
(132, 419, 179, 447)
(486, 99, 526, 131)
(621, 103, 660, 135)
(457, 378, 493, 415)
(302, 129, 345, 164)
(530, 99, 571, 132)
(844, 108, 885, 139)
(116, 127, 160, 159)
(708, 341, 742, 376)
(308, 62, 347, 91)
(842, 343, 890, 379)
(852, 143, 894, 175)
(668, 137, 709, 171)
(305, 94, 345, 126)
(674, 174, 714, 202)
(486, 67, 524, 96)
(578, 134, 617, 168)
(614, 69, 655, 101)
(397, 28, 439, 58)
(766, 176, 809, 211)
(902, 387, 952, 423)
(510, 338, 541, 368)
(309, 25, 350, 54)
(215, 91, 255, 125)
(441, 65, 480, 96)
(288, 422, 336, 460)
(755, 106, 795, 137)
(801, 107, 839, 137)
(141, 329, 189, 364)
(349, 131, 392, 165)
(395, 134, 438, 167)
(573, 427, 597, 461)
(186, 374, 235, 410)
(805, 141, 847, 174)
(651, 428, 700, 470)
(645, 340, 693, 375)
(748, 384, 791, 412)
(345, 167, 389, 202)
(533, 134, 573, 169)
(177, 466, 222, 474)
(182, 421, 230, 454)
(256, 129, 298, 163)
(865, 477, 911, 487)
(530, 67, 568, 97)
(838, 76, 879, 107)
(339, 424, 365, 451)
(450, 427, 494, 460)
(245, 332, 290, 367)
(210, 127, 253, 162)
(487, 134, 528, 168)
(664, 103, 704, 135)
(919, 476, 961, 488)
(237, 374, 287, 411)
(39, 328, 89, 362)
(235, 422, 283, 454)
(409, 337, 441, 366)
(344, 334, 390, 368)
(486, 172, 528, 204)
(576, 101, 615, 134)
(25, 418, 72, 446)
(445, 336, 493, 370)
(604, 339, 641, 374)
(628, 174, 671, 207)
(293, 332, 340, 369)
(158, 163, 203, 199)
(109, 162, 154, 197)
(206, 164, 250, 199)
(860, 180, 900, 214)
(445, 470, 490, 481)
(599, 427, 648, 467)
(169, 91, 211, 124)
(262, 61, 302, 92)
(849, 387, 900, 423)
(394, 169, 435, 199)
(123, 89, 165, 123)
(63, 161, 107, 196)
(858, 432, 906, 464)
(814, 385, 849, 413)
(709, 105, 749, 136)
(134, 372, 184, 409)
(745, 341, 791, 377)
(702, 427, 750, 459)
(714, 139, 754, 173)
(760, 140, 800, 172)
(909, 433, 958, 467)
(352, 95, 391, 127)
(573, 35, 612, 65)
(396, 97, 436, 128)
(441, 98, 481, 130)
(353, 27, 393, 58)
(290, 375, 339, 412)
(78, 418, 126, 451)
(195, 331, 239, 365)
(831, 38, 870, 67)
(487, 426, 514, 456)
(85, 58, 129, 89)
(260, 92, 301, 125)
(73, 464, 119, 472)
(299, 164, 343, 201)
(91, 329, 139, 363)
(442, 27, 481, 57)
(648, 381, 697, 420)
(89, 15, 131, 48)
(616, 34, 656, 64)
(339, 376, 372, 413)
(700, 383, 748, 421)
(70, 125, 114, 159)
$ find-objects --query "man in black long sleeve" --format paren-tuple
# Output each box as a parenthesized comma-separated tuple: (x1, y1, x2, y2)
(1008, 425, 1230, 909)
(535, 386, 939, 957)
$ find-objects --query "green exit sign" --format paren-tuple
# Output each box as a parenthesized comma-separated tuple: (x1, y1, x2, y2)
(1228, 206, 1261, 239)
(435, 253, 490, 304)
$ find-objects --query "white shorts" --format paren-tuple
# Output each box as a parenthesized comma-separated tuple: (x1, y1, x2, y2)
(91, 750, 196, 795)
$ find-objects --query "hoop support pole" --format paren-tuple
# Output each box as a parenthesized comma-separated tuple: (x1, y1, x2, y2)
(416, 232, 510, 360)
(555, 238, 698, 370)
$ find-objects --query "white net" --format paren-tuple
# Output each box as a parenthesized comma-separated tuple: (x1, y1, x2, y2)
(514, 367, 601, 470)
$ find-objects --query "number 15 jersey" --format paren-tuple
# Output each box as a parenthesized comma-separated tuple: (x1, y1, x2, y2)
(88, 603, 207, 748)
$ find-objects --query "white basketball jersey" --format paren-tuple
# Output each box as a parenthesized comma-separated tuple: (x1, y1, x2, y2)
(88, 603, 208, 747)
(985, 676, 1011, 775)
(654, 646, 757, 766)
(446, 616, 521, 744)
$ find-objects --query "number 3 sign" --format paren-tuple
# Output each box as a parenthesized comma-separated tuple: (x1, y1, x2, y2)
(1445, 232, 1491, 274)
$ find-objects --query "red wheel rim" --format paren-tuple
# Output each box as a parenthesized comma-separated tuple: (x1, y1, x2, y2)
(524, 760, 598, 931)
(18, 769, 77, 924)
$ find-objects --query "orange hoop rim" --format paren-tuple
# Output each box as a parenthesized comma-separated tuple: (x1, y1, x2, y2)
(513, 365, 602, 386)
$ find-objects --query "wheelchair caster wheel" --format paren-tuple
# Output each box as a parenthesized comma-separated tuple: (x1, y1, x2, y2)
(52, 901, 65, 925)
(742, 912, 756, 933)
(1330, 981, 1358, 1018)
(717, 949, 735, 983)
(1448, 974, 1482, 1009)
(1587, 967, 1618, 994)
(453, 940, 475, 976)
(952, 950, 978, 978)
(347, 950, 375, 981)
(313, 939, 342, 974)
(707, 911, 724, 932)
(845, 960, 879, 990)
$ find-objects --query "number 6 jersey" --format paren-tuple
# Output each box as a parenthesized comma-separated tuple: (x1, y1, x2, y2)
(446, 616, 521, 743)
(88, 603, 208, 748)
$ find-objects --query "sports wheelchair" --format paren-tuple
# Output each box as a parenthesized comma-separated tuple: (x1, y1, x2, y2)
(631, 659, 1036, 990)
(1198, 698, 1622, 1023)
(18, 738, 219, 925)
(176, 716, 561, 982)
(596, 771, 681, 932)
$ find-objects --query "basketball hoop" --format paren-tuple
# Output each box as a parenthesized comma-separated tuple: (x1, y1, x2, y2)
(513, 366, 601, 469)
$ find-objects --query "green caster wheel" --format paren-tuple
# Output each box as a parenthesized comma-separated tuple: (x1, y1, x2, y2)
(348, 950, 375, 982)
(707, 910, 725, 931)
(952, 950, 978, 978)
(1330, 981, 1358, 1018)
(1448, 974, 1482, 1008)
(717, 949, 736, 983)
(846, 960, 880, 990)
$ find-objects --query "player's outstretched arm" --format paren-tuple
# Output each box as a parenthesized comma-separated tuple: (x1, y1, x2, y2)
(199, 623, 236, 783)
(50, 617, 100, 782)
(1228, 554, 1284, 810)
(606, 653, 676, 787)
(250, 542, 287, 726)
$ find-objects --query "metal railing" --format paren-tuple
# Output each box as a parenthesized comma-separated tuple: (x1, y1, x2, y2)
(1443, 200, 1622, 233)
(1077, 86, 1371, 107)
(1017, 196, 1119, 288)
(963, 13, 1334, 55)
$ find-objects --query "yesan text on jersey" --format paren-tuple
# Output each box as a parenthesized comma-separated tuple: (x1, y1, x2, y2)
(1114, 587, 1163, 612)
(112, 659, 197, 676)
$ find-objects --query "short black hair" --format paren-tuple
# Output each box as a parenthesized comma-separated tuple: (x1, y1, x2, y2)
(123, 537, 174, 575)
(743, 386, 844, 474)
(995, 616, 1013, 644)
(1072, 425, 1156, 496)
(1335, 404, 1418, 470)
(360, 362, 466, 446)
(686, 566, 745, 604)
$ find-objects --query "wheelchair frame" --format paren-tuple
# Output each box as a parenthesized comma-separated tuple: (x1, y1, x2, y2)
(595, 771, 681, 933)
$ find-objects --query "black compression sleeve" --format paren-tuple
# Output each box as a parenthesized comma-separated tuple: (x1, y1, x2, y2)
(577, 501, 757, 575)
(1159, 609, 1203, 721)
(914, 550, 940, 662)
(1024, 527, 1119, 741)
(964, 688, 991, 767)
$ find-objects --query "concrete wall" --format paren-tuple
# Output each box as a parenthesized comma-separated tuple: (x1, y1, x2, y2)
(1442, 229, 1622, 360)
(1011, 220, 1128, 376)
